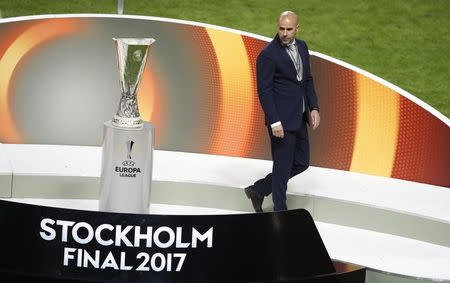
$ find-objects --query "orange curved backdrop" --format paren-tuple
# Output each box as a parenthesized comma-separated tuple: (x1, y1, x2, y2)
(0, 16, 448, 188)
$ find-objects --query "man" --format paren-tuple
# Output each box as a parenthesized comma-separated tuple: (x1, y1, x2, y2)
(245, 11, 320, 212)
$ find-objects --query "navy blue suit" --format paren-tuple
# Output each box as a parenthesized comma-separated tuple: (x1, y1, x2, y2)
(253, 34, 319, 211)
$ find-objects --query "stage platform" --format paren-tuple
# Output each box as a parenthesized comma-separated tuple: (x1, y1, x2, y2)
(1, 143, 449, 283)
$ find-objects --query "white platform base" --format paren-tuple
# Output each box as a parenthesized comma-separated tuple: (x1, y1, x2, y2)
(1, 143, 449, 282)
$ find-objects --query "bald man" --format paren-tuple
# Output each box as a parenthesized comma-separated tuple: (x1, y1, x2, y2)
(245, 11, 320, 212)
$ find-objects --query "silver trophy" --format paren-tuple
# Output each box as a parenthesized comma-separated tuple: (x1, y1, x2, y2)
(99, 38, 156, 214)
(112, 38, 155, 128)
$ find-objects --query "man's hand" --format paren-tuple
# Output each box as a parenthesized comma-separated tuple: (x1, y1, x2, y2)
(310, 110, 320, 130)
(272, 124, 284, 138)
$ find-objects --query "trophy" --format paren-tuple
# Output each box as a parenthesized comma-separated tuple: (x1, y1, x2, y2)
(99, 38, 156, 214)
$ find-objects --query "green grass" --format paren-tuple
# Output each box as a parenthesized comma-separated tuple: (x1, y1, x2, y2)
(1, 0, 449, 118)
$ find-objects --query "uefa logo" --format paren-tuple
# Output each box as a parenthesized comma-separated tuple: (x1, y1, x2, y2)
(116, 139, 141, 177)
(122, 140, 135, 167)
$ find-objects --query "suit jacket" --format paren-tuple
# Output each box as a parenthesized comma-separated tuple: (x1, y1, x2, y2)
(256, 34, 319, 131)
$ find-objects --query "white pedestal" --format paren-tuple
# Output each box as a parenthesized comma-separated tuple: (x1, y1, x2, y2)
(99, 120, 154, 214)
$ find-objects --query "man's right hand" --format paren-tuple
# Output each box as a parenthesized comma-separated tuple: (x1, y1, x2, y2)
(272, 124, 284, 138)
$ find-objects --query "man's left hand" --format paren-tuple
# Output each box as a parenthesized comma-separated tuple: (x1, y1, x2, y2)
(310, 110, 320, 130)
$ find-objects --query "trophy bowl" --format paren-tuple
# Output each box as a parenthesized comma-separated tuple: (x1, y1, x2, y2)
(112, 38, 156, 128)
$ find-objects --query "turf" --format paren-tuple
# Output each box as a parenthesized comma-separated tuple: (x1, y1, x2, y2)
(0, 0, 448, 118)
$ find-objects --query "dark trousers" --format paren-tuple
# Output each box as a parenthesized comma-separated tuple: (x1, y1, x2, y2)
(253, 122, 310, 211)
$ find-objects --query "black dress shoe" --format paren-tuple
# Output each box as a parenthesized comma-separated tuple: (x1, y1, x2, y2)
(244, 186, 263, 213)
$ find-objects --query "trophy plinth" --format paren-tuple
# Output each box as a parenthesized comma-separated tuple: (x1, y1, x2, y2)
(99, 38, 156, 214)
(99, 121, 154, 214)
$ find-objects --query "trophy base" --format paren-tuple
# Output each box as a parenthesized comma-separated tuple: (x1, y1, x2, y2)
(99, 120, 154, 214)
(111, 115, 143, 128)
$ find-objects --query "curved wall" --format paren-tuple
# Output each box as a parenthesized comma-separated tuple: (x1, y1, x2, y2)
(0, 15, 448, 187)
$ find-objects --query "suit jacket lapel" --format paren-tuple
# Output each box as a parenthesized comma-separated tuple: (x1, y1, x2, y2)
(278, 43, 298, 80)
(296, 39, 307, 77)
